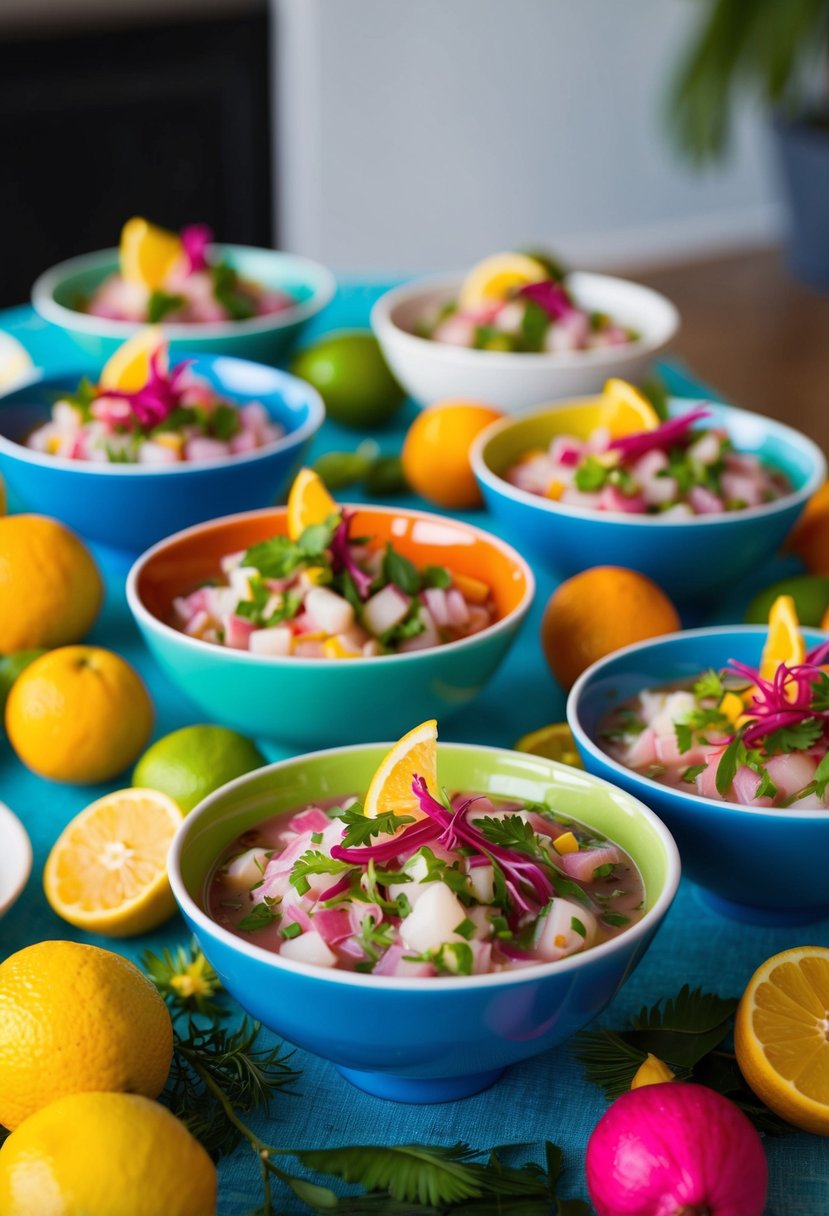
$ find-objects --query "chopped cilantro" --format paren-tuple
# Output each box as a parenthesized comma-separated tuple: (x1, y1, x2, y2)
(147, 290, 184, 323)
(574, 456, 610, 493)
(571, 916, 587, 937)
(211, 262, 257, 321)
(694, 669, 724, 701)
(519, 299, 549, 352)
(237, 901, 279, 932)
(454, 917, 476, 941)
(421, 565, 452, 590)
(382, 544, 420, 595)
(602, 912, 630, 928)
(289, 850, 352, 894)
(592, 863, 614, 879)
(682, 764, 706, 784)
(338, 805, 415, 850)
(210, 402, 242, 441)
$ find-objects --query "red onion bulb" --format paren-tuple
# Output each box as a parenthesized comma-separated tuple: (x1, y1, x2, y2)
(585, 1083, 768, 1216)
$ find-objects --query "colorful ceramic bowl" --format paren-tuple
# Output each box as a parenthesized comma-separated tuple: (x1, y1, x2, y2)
(0, 801, 32, 918)
(0, 357, 324, 552)
(371, 272, 679, 411)
(169, 740, 680, 1102)
(568, 626, 829, 925)
(32, 246, 336, 366)
(127, 505, 534, 746)
(471, 397, 826, 601)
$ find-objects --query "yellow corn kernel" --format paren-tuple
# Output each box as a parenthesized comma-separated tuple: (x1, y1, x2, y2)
(452, 573, 490, 604)
(546, 480, 566, 501)
(630, 1053, 675, 1090)
(303, 565, 328, 585)
(153, 432, 185, 455)
(720, 691, 744, 722)
(553, 831, 579, 855)
(291, 631, 326, 653)
(323, 637, 360, 659)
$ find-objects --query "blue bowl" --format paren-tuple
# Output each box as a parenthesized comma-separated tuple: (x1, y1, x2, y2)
(31, 245, 336, 366)
(568, 626, 829, 925)
(471, 398, 826, 602)
(169, 741, 680, 1102)
(0, 356, 324, 552)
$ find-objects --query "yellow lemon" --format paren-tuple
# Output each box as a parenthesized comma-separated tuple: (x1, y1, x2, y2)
(735, 945, 829, 1137)
(759, 594, 805, 683)
(599, 378, 660, 439)
(99, 325, 167, 392)
(287, 466, 338, 540)
(0, 331, 32, 392)
(119, 216, 183, 290)
(0, 1092, 216, 1216)
(44, 788, 183, 937)
(364, 719, 439, 820)
(5, 645, 154, 784)
(0, 940, 172, 1130)
(458, 252, 549, 310)
(0, 514, 103, 652)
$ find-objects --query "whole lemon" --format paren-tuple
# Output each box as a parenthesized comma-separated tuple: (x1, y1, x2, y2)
(6, 645, 153, 783)
(0, 1092, 216, 1216)
(133, 723, 265, 812)
(0, 941, 172, 1130)
(0, 514, 103, 652)
(402, 400, 502, 509)
(541, 566, 681, 690)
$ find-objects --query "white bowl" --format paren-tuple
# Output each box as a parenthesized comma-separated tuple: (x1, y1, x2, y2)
(371, 271, 680, 412)
(0, 801, 32, 917)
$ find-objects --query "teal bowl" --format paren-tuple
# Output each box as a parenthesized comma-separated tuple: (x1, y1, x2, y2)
(568, 626, 829, 925)
(169, 741, 680, 1102)
(126, 505, 535, 746)
(31, 245, 336, 366)
(471, 397, 826, 602)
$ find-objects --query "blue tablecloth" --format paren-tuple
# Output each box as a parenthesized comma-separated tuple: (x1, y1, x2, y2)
(1, 284, 826, 1215)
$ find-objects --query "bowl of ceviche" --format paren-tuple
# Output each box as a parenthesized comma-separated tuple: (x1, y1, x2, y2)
(568, 598, 829, 924)
(470, 381, 825, 601)
(126, 472, 534, 745)
(168, 719, 680, 1101)
(31, 218, 335, 366)
(0, 332, 324, 552)
(371, 252, 679, 411)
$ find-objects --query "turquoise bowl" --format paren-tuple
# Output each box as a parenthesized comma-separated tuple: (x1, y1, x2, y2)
(568, 626, 829, 925)
(0, 356, 324, 552)
(471, 397, 826, 602)
(31, 246, 336, 366)
(126, 505, 534, 746)
(168, 741, 680, 1102)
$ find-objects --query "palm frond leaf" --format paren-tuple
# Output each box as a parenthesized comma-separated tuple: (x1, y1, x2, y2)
(293, 1144, 484, 1207)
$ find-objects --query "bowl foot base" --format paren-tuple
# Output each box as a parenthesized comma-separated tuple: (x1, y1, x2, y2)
(336, 1065, 505, 1103)
(700, 889, 827, 926)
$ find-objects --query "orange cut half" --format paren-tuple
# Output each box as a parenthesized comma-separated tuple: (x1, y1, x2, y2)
(363, 719, 439, 820)
(599, 378, 660, 439)
(759, 594, 805, 684)
(99, 327, 167, 393)
(120, 216, 183, 289)
(287, 468, 339, 541)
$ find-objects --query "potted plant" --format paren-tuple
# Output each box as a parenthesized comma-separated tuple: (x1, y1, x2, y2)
(668, 0, 829, 289)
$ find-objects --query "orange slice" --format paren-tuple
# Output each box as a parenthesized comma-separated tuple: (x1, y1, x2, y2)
(515, 723, 583, 768)
(287, 468, 339, 541)
(759, 594, 805, 684)
(119, 216, 183, 290)
(458, 252, 549, 311)
(599, 378, 660, 439)
(43, 788, 184, 937)
(734, 946, 829, 1136)
(364, 719, 439, 820)
(99, 327, 167, 393)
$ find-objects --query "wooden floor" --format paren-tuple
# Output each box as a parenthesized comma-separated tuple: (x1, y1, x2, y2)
(630, 247, 829, 453)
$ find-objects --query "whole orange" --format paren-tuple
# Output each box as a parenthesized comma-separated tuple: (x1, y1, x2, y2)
(6, 645, 154, 783)
(0, 514, 103, 652)
(541, 566, 681, 690)
(788, 481, 829, 573)
(402, 400, 503, 509)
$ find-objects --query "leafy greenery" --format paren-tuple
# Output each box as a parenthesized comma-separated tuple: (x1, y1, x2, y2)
(244, 515, 340, 580)
(211, 261, 257, 320)
(147, 290, 185, 323)
(338, 804, 416, 849)
(313, 443, 411, 497)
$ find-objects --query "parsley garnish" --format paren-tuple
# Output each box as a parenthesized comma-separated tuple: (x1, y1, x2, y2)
(288, 850, 353, 896)
(382, 543, 420, 595)
(147, 289, 184, 323)
(237, 900, 279, 933)
(337, 805, 415, 849)
(243, 515, 340, 580)
(211, 261, 257, 321)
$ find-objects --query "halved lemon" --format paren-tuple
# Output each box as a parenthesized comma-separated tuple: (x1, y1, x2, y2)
(759, 594, 805, 684)
(458, 252, 549, 311)
(287, 467, 338, 540)
(99, 327, 167, 393)
(43, 788, 184, 937)
(514, 723, 583, 768)
(119, 216, 183, 289)
(599, 378, 660, 439)
(364, 719, 439, 820)
(735, 945, 829, 1136)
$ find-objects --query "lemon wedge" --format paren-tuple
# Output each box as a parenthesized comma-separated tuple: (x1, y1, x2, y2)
(119, 217, 183, 290)
(599, 378, 660, 439)
(759, 594, 805, 684)
(287, 467, 338, 541)
(364, 719, 439, 820)
(99, 327, 167, 393)
(458, 252, 549, 311)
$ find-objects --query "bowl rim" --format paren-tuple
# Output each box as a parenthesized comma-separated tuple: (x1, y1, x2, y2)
(125, 503, 536, 666)
(0, 800, 32, 916)
(370, 270, 680, 368)
(567, 623, 829, 821)
(31, 244, 337, 340)
(470, 395, 827, 529)
(168, 739, 681, 991)
(0, 359, 326, 478)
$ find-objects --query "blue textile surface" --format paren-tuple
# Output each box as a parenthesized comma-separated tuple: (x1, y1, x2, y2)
(0, 283, 827, 1215)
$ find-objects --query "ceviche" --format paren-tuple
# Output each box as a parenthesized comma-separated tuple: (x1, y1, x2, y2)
(208, 725, 644, 977)
(602, 596, 829, 810)
(26, 333, 283, 465)
(416, 251, 638, 354)
(85, 217, 295, 324)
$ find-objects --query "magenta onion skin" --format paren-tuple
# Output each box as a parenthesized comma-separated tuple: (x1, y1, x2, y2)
(585, 1083, 767, 1216)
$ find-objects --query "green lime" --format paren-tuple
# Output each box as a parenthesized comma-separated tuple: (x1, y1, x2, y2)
(132, 724, 265, 813)
(745, 576, 829, 627)
(0, 650, 45, 719)
(291, 331, 405, 429)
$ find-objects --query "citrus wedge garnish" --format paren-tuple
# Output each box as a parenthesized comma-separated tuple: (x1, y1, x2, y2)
(0, 331, 32, 392)
(514, 723, 583, 768)
(734, 946, 829, 1136)
(364, 719, 438, 820)
(99, 326, 167, 393)
(287, 467, 338, 540)
(599, 378, 660, 439)
(43, 788, 184, 937)
(458, 252, 549, 311)
(759, 594, 805, 684)
(119, 216, 183, 290)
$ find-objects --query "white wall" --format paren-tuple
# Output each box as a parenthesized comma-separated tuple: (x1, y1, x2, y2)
(273, 0, 781, 274)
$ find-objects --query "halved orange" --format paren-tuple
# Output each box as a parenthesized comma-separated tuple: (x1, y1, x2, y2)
(458, 252, 549, 311)
(287, 468, 339, 541)
(599, 378, 660, 439)
(99, 327, 167, 393)
(759, 594, 805, 684)
(364, 719, 439, 820)
(735, 946, 829, 1136)
(119, 216, 183, 289)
